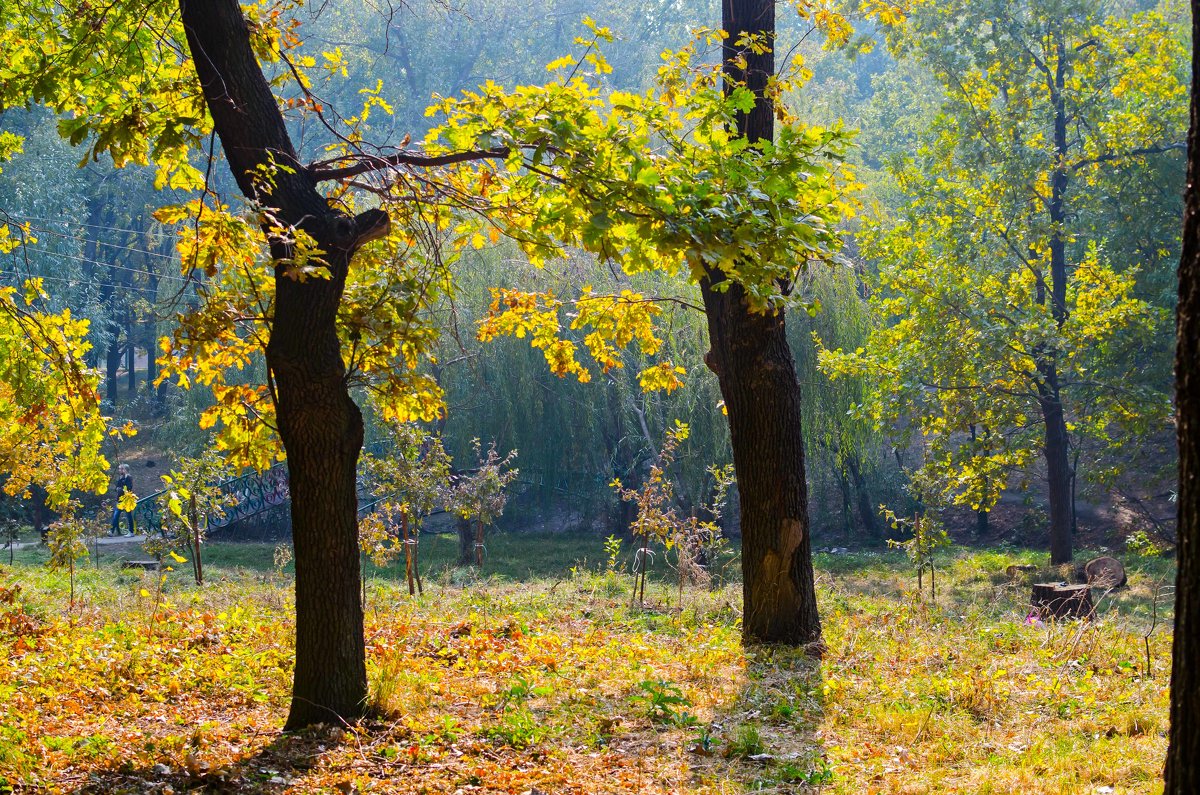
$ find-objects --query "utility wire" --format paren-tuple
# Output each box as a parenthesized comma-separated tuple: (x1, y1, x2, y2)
(3, 212, 185, 239)
(0, 270, 167, 299)
(17, 222, 177, 261)
(6, 247, 189, 284)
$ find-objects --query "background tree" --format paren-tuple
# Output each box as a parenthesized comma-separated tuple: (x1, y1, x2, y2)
(822, 0, 1187, 563)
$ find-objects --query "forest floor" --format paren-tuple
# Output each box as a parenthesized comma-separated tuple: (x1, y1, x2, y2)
(0, 533, 1178, 794)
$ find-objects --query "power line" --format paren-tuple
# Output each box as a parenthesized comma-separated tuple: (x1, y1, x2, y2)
(10, 247, 189, 284)
(3, 212, 185, 239)
(18, 222, 178, 261)
(0, 270, 167, 299)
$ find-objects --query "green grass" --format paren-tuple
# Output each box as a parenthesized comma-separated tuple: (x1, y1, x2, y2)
(0, 536, 1178, 794)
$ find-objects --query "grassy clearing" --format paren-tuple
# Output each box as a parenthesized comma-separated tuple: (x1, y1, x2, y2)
(0, 537, 1176, 794)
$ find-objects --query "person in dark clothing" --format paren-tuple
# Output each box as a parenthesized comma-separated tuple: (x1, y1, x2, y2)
(110, 464, 135, 536)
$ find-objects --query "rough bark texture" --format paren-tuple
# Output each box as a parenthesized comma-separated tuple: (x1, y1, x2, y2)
(1165, 3, 1200, 788)
(180, 0, 387, 730)
(1040, 389, 1073, 564)
(701, 0, 820, 645)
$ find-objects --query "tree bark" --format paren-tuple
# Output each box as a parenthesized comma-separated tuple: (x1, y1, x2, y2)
(126, 314, 136, 395)
(1165, 2, 1200, 789)
(144, 243, 161, 409)
(106, 334, 122, 404)
(1040, 387, 1073, 564)
(180, 0, 388, 730)
(700, 0, 820, 646)
(847, 455, 879, 540)
(457, 515, 474, 566)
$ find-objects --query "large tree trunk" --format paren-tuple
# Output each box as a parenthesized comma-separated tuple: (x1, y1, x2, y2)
(702, 0, 820, 646)
(1164, 2, 1200, 789)
(181, 0, 388, 730)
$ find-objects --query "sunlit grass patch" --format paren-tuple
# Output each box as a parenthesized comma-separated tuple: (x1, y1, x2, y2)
(0, 542, 1174, 793)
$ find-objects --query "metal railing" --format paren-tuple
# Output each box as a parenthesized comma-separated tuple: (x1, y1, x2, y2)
(129, 459, 587, 537)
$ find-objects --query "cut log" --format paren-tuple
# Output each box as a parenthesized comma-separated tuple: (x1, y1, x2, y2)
(1031, 582, 1094, 620)
(1006, 564, 1038, 578)
(122, 560, 161, 571)
(1080, 556, 1126, 588)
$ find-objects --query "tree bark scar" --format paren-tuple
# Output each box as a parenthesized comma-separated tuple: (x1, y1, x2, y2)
(760, 519, 803, 593)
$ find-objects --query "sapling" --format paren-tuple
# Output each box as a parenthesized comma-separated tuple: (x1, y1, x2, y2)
(611, 422, 696, 608)
(46, 504, 89, 611)
(156, 451, 234, 585)
(883, 507, 950, 600)
(362, 423, 452, 595)
(448, 439, 518, 572)
(3, 517, 18, 566)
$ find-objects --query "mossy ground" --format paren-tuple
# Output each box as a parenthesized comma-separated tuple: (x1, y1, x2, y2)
(0, 534, 1176, 793)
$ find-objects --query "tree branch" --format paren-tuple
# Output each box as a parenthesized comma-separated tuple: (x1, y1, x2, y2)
(1072, 142, 1185, 172)
(308, 148, 510, 182)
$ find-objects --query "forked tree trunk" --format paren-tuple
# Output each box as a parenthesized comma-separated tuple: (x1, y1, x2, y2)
(1165, 2, 1200, 788)
(704, 0, 820, 646)
(181, 0, 388, 730)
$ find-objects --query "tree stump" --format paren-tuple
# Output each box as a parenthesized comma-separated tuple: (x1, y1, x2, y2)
(1031, 582, 1094, 620)
(1080, 556, 1127, 588)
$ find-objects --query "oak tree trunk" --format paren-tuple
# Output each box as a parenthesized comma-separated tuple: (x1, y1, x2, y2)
(181, 0, 388, 730)
(701, 0, 820, 646)
(1165, 2, 1200, 788)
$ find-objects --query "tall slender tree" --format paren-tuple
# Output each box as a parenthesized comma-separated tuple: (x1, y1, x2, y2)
(823, 0, 1185, 565)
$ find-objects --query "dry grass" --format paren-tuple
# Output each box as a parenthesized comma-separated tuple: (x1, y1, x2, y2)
(0, 542, 1175, 793)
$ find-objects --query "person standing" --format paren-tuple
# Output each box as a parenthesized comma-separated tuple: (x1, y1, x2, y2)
(110, 464, 135, 537)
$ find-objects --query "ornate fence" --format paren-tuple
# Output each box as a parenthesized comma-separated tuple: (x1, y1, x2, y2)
(130, 458, 583, 537)
(131, 462, 292, 536)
